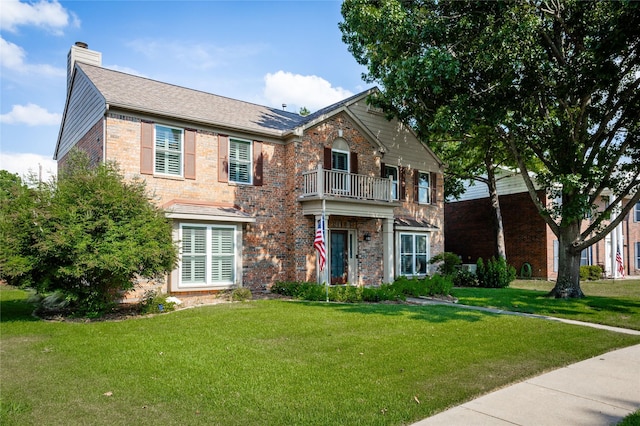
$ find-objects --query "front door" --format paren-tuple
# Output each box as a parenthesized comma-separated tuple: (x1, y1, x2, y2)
(330, 230, 349, 284)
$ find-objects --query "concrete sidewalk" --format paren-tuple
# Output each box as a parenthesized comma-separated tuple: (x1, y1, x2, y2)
(407, 298, 640, 425)
(412, 344, 640, 425)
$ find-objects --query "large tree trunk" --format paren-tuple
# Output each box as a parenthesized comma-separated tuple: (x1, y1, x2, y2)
(486, 164, 507, 260)
(549, 221, 584, 298)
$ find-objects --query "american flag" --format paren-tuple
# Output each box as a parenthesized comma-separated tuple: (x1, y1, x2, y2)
(314, 215, 326, 271)
(616, 245, 625, 278)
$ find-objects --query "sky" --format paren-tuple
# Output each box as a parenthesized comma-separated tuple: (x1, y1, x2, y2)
(0, 0, 370, 181)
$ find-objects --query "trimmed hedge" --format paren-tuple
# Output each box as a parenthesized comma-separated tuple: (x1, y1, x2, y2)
(270, 275, 453, 303)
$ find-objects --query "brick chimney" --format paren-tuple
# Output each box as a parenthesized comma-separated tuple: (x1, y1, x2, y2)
(67, 42, 101, 92)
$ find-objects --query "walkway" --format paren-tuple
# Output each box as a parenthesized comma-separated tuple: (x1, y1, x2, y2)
(407, 298, 640, 425)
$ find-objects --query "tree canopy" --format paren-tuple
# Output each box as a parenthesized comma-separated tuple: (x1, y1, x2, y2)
(341, 0, 640, 297)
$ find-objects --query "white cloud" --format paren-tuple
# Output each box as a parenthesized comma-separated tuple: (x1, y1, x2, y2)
(0, 0, 79, 34)
(263, 71, 354, 112)
(0, 152, 57, 181)
(0, 37, 65, 76)
(0, 103, 61, 126)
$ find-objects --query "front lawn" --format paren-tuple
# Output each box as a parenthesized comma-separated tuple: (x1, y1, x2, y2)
(2, 287, 639, 425)
(452, 279, 640, 330)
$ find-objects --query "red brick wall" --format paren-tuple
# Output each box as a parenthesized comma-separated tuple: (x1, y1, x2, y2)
(445, 191, 549, 277)
(66, 112, 445, 290)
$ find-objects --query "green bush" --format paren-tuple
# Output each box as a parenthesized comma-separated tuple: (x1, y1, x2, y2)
(580, 265, 603, 281)
(429, 252, 462, 276)
(392, 275, 453, 297)
(231, 287, 253, 301)
(0, 151, 178, 317)
(453, 269, 478, 287)
(270, 275, 453, 304)
(139, 290, 176, 314)
(476, 257, 516, 288)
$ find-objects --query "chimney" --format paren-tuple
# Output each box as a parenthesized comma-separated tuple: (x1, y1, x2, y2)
(67, 42, 102, 92)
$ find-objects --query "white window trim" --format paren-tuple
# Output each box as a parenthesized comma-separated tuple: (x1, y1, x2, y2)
(418, 171, 430, 204)
(384, 165, 399, 200)
(580, 246, 592, 266)
(634, 202, 640, 222)
(178, 223, 239, 289)
(154, 124, 183, 177)
(397, 232, 430, 277)
(636, 242, 640, 269)
(331, 148, 350, 172)
(229, 138, 253, 185)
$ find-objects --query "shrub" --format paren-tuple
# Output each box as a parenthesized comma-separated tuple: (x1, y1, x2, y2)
(0, 151, 178, 317)
(139, 290, 176, 314)
(271, 281, 404, 303)
(580, 265, 603, 281)
(453, 269, 478, 287)
(429, 252, 462, 276)
(391, 275, 453, 297)
(231, 287, 253, 301)
(476, 257, 516, 288)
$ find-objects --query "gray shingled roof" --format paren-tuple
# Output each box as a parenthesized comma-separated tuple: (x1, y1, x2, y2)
(78, 63, 312, 137)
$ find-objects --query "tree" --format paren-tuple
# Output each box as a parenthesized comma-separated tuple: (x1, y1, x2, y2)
(299, 106, 311, 116)
(341, 0, 640, 297)
(0, 170, 39, 286)
(0, 151, 178, 315)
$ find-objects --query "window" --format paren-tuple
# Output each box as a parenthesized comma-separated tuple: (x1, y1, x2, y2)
(384, 165, 399, 200)
(580, 247, 592, 266)
(229, 138, 252, 184)
(332, 150, 349, 171)
(155, 125, 183, 176)
(636, 242, 640, 269)
(417, 172, 430, 204)
(400, 233, 429, 276)
(635, 202, 640, 222)
(180, 225, 236, 287)
(553, 240, 559, 272)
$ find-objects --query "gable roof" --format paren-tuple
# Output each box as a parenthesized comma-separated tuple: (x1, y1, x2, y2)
(58, 62, 443, 171)
(76, 62, 308, 136)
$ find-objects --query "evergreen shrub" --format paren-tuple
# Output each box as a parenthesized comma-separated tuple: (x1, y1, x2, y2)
(476, 257, 516, 288)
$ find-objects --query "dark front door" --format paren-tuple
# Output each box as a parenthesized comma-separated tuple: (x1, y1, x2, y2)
(330, 230, 348, 284)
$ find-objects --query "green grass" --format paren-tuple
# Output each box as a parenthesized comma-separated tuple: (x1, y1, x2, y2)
(452, 279, 640, 330)
(2, 287, 640, 425)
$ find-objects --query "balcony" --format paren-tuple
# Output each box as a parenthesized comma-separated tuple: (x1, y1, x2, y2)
(301, 166, 395, 203)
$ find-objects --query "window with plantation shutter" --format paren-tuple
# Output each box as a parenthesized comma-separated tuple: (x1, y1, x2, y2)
(181, 226, 207, 284)
(180, 224, 237, 287)
(229, 138, 252, 184)
(155, 125, 183, 176)
(211, 228, 235, 283)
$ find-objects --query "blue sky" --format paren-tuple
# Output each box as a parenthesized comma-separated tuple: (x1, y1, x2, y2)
(0, 0, 370, 180)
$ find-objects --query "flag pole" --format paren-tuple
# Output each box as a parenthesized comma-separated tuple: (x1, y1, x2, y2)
(322, 198, 328, 302)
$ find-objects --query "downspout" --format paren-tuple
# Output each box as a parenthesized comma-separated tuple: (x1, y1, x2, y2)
(103, 104, 109, 163)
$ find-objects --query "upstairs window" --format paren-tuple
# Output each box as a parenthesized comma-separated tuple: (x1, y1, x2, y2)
(229, 138, 252, 184)
(155, 125, 183, 176)
(383, 165, 399, 200)
(635, 202, 640, 222)
(417, 171, 430, 204)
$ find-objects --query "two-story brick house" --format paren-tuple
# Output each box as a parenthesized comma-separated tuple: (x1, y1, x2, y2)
(55, 43, 445, 295)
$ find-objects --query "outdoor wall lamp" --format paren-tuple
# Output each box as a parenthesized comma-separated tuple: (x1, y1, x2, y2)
(364, 232, 371, 242)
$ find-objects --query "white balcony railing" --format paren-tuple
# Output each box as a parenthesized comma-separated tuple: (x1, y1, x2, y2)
(301, 165, 394, 202)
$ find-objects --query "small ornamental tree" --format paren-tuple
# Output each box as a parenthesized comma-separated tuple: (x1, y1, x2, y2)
(1, 150, 178, 316)
(0, 170, 39, 287)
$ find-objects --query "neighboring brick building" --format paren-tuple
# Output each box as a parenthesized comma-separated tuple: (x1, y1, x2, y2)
(55, 43, 445, 296)
(445, 169, 639, 279)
